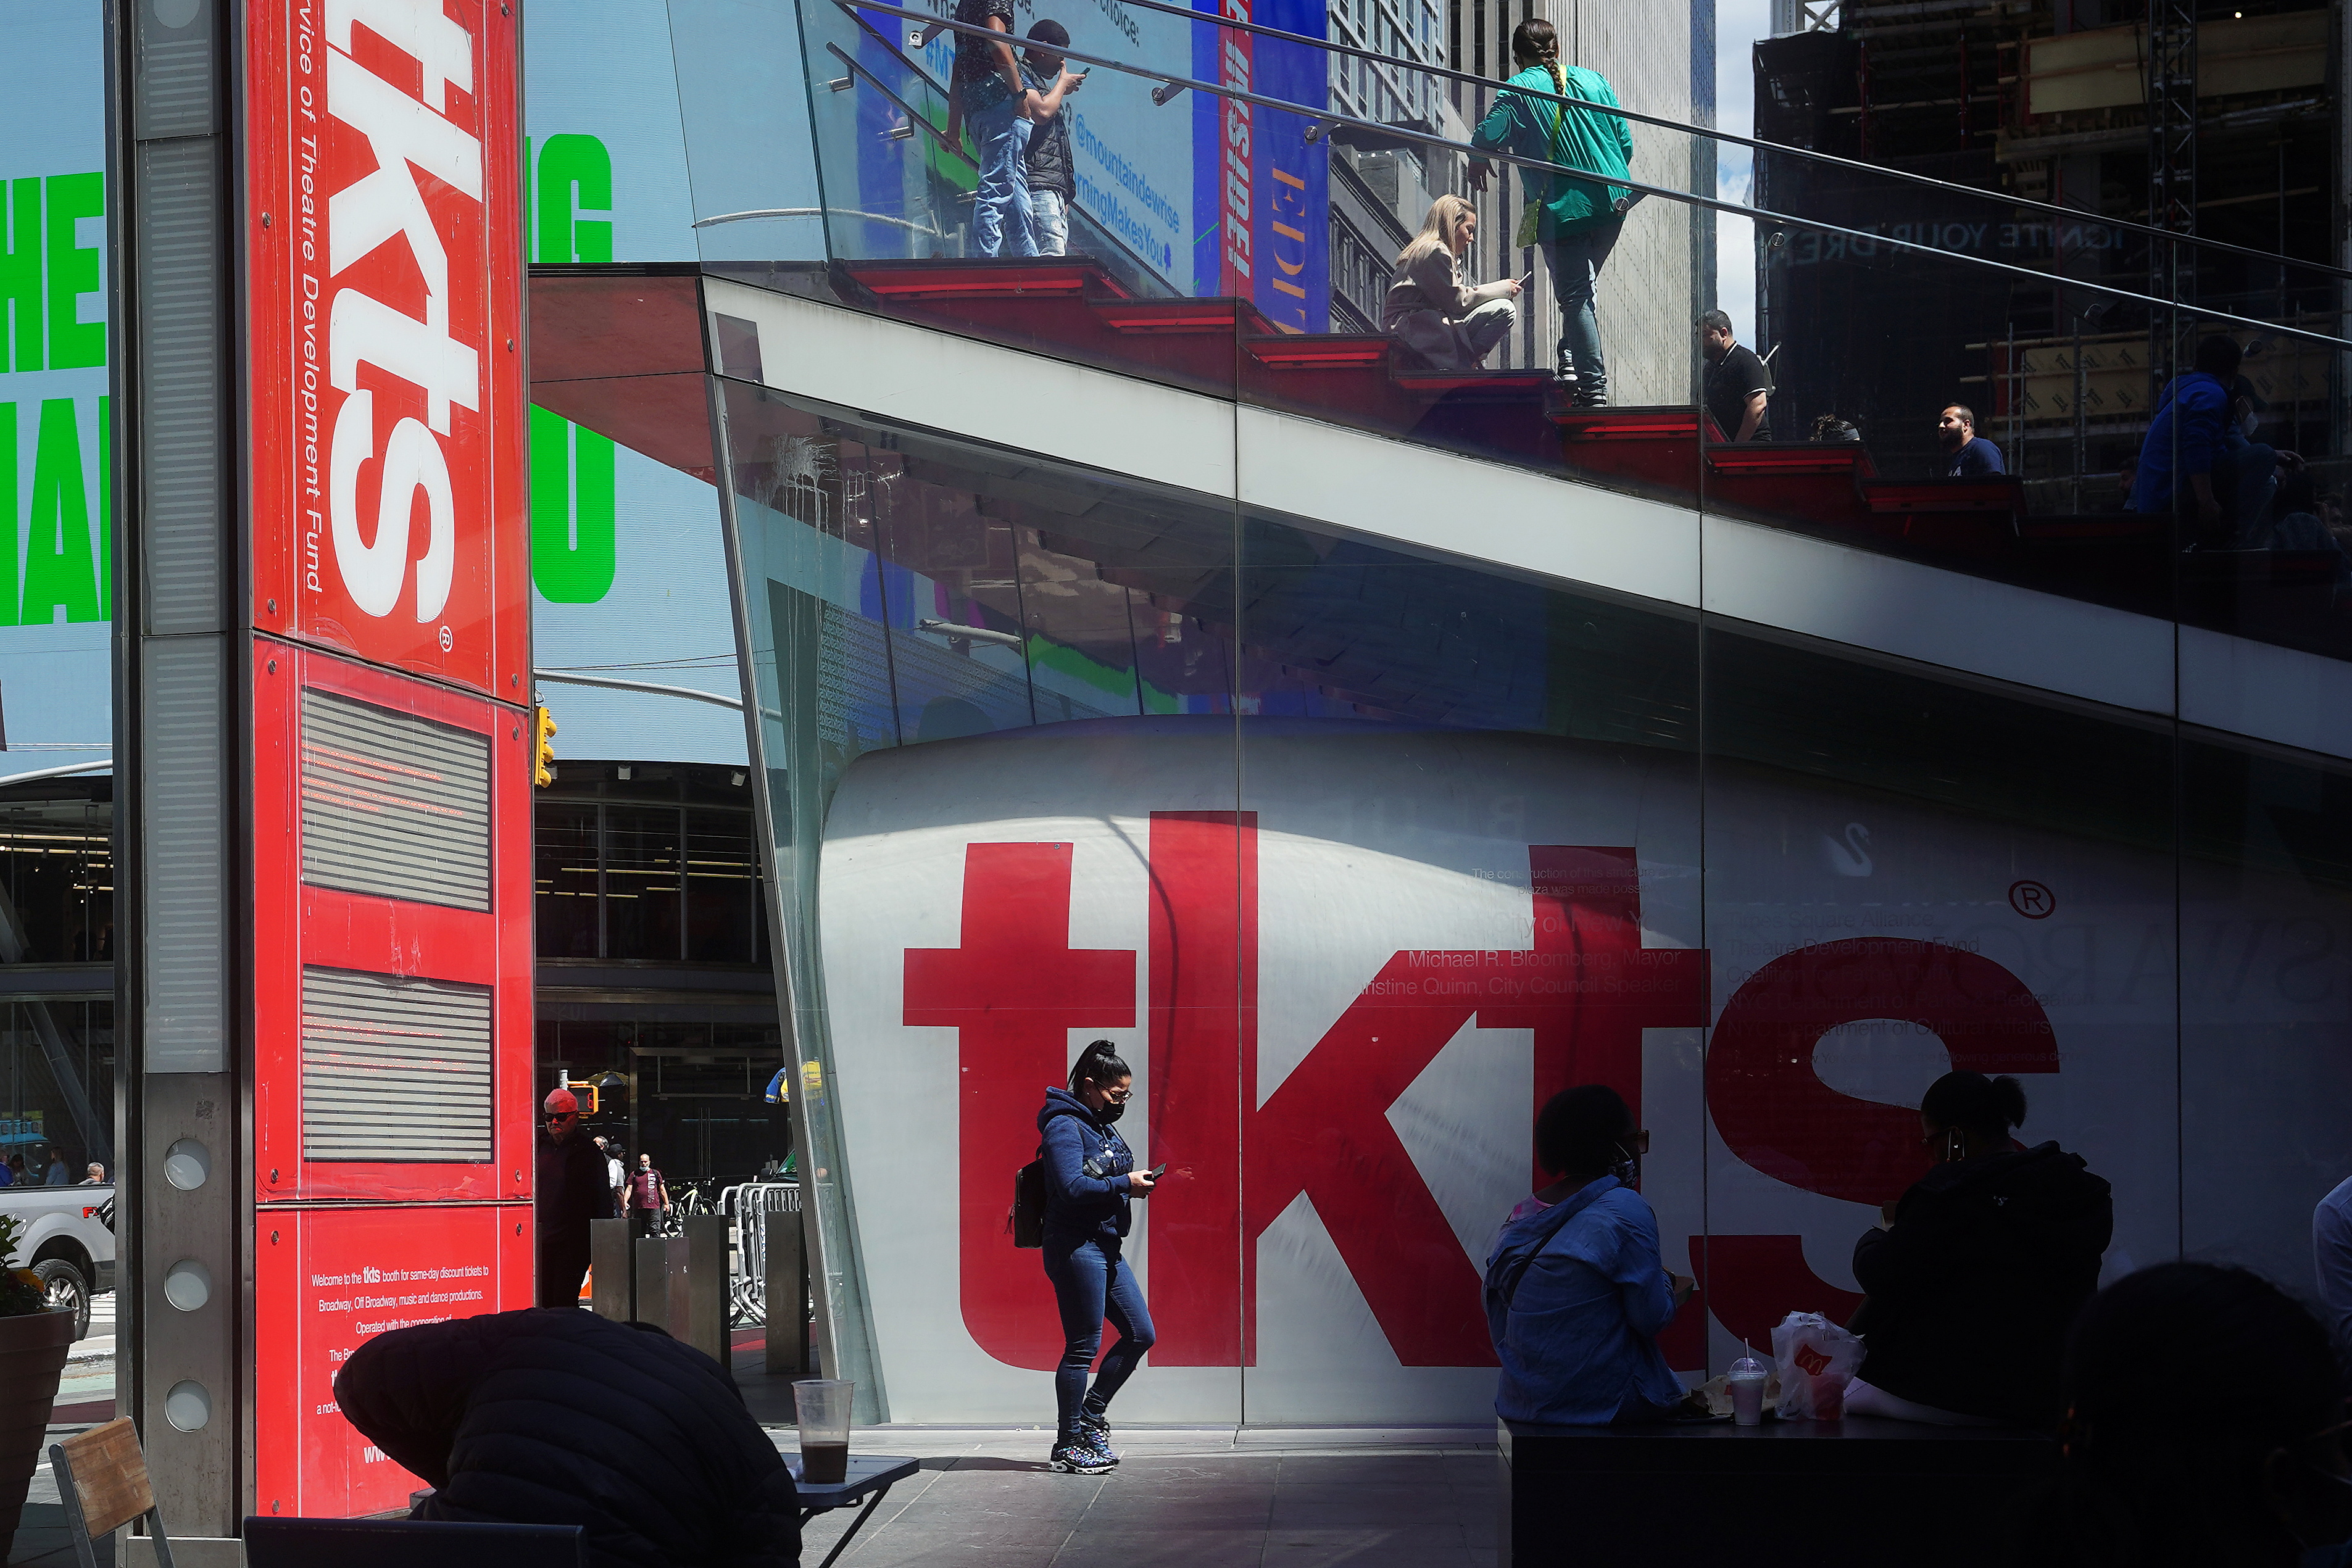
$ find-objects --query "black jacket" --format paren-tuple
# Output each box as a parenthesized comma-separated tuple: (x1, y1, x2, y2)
(1851, 1141, 2113, 1425)
(1037, 1086, 1133, 1245)
(537, 1128, 616, 1242)
(334, 1308, 799, 1568)
(1024, 81, 1074, 199)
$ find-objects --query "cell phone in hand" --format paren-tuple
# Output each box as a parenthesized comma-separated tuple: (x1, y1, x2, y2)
(1145, 1163, 1167, 1179)
(1068, 68, 1088, 91)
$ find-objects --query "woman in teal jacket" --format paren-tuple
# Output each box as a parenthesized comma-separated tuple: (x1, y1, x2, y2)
(1470, 19, 1632, 405)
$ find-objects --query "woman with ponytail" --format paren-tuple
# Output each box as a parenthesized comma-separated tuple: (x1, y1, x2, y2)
(1844, 1070, 2113, 1426)
(1468, 19, 1632, 406)
(1036, 1040, 1156, 1474)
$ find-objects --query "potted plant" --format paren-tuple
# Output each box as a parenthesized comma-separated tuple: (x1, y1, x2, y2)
(0, 1213, 78, 1544)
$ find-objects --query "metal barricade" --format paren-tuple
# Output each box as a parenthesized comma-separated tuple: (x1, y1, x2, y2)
(720, 1180, 805, 1326)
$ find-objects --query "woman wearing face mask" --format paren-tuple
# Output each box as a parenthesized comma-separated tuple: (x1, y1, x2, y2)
(1844, 1071, 2112, 1427)
(1037, 1040, 1156, 1474)
(2016, 1262, 2352, 1568)
(1484, 1084, 1697, 1425)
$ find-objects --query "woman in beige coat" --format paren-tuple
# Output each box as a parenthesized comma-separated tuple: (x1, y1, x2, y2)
(1382, 194, 1522, 370)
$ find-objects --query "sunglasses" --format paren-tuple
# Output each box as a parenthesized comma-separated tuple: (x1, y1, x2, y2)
(544, 1111, 577, 1124)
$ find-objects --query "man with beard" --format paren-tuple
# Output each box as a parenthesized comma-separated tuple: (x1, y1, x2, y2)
(1937, 404, 2005, 476)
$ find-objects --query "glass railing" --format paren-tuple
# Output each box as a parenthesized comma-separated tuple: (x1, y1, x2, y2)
(688, 0, 2352, 670)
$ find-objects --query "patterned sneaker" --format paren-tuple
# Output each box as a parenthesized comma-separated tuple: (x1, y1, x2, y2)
(1050, 1435, 1113, 1474)
(1076, 1412, 1120, 1466)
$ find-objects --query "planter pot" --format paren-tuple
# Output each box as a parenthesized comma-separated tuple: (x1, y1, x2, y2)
(0, 1309, 76, 1544)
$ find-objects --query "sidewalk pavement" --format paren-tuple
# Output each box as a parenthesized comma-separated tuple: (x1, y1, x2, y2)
(783, 1429, 1500, 1568)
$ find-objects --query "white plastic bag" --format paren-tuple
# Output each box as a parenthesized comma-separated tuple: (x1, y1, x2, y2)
(1769, 1311, 1864, 1419)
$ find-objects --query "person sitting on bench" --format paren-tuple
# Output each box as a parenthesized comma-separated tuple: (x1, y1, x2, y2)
(335, 1308, 800, 1568)
(1484, 1085, 1697, 1426)
(1844, 1071, 2112, 1427)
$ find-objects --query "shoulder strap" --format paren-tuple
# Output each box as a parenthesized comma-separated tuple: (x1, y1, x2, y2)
(1486, 1180, 1614, 1314)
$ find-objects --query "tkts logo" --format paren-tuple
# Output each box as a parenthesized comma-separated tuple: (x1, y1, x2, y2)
(247, 0, 527, 695)
(908, 813, 2059, 1372)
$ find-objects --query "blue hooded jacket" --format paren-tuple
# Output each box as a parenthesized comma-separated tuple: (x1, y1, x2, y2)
(1483, 1176, 1684, 1426)
(1037, 1085, 1135, 1245)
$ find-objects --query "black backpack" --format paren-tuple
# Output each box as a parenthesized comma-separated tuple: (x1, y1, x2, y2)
(1010, 1105, 1089, 1249)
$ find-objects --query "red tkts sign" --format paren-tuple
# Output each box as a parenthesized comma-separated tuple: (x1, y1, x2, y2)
(246, 0, 528, 699)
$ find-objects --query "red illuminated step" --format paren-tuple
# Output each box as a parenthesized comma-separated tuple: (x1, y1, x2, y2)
(1550, 404, 1706, 441)
(1245, 334, 1391, 370)
(1705, 443, 1872, 476)
(1863, 478, 2025, 514)
(843, 256, 1132, 302)
(1392, 368, 1554, 398)
(1090, 297, 1278, 336)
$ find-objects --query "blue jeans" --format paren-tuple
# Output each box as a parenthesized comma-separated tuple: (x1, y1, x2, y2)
(1545, 217, 1624, 381)
(970, 97, 1034, 258)
(1042, 1235, 1155, 1435)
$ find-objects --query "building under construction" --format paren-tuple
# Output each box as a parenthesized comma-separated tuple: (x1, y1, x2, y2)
(1752, 0, 2338, 498)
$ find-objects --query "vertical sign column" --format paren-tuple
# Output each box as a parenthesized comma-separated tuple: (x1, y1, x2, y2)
(239, 0, 531, 1523)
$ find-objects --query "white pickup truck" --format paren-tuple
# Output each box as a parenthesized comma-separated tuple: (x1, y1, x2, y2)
(0, 1184, 112, 1339)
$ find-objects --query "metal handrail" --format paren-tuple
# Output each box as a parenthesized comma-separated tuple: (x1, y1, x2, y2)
(1020, 0, 2352, 284)
(836, 0, 2352, 353)
(694, 206, 945, 239)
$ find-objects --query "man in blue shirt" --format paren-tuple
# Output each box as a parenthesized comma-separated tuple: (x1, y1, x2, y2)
(1937, 405, 2004, 476)
(2129, 335, 2244, 523)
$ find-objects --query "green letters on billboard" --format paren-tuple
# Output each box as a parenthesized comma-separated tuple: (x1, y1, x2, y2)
(1, 181, 39, 373)
(43, 173, 102, 370)
(530, 405, 616, 603)
(0, 404, 19, 627)
(535, 135, 613, 265)
(23, 399, 99, 623)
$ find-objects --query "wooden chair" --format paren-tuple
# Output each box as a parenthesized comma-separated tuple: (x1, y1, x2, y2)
(49, 1417, 175, 1568)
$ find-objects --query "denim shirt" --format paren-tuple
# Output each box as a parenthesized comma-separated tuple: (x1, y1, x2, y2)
(1485, 1177, 1684, 1425)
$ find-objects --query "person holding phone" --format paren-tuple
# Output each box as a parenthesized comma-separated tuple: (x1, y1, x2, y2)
(1484, 1085, 1698, 1425)
(1019, 21, 1084, 255)
(1382, 194, 1521, 371)
(1037, 1039, 1156, 1473)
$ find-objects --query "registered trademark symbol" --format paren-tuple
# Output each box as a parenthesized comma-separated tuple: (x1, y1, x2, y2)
(2008, 879, 2055, 919)
(438, 624, 453, 652)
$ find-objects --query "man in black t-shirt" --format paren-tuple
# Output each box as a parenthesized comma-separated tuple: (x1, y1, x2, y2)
(1699, 310, 1773, 442)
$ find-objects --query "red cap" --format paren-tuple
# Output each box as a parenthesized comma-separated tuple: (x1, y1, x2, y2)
(543, 1087, 580, 1116)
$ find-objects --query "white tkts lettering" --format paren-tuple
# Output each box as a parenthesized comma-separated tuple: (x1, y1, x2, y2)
(331, 391, 454, 620)
(326, 0, 473, 109)
(322, 0, 482, 625)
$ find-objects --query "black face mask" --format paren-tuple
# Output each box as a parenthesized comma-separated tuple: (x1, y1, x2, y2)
(1097, 1100, 1126, 1124)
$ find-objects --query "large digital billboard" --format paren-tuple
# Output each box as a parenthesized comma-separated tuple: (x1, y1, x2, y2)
(821, 722, 2214, 1424)
(1, 1, 112, 774)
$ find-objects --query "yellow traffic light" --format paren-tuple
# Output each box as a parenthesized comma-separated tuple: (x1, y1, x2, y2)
(533, 703, 557, 787)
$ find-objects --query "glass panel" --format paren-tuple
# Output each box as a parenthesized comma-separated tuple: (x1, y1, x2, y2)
(684, 808, 760, 963)
(605, 806, 686, 960)
(1230, 508, 1702, 1421)
(1702, 629, 2176, 1386)
(534, 802, 603, 960)
(2180, 740, 2352, 1282)
(717, 371, 1244, 1422)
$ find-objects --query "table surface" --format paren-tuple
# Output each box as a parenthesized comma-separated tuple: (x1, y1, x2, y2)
(1505, 1415, 2050, 1443)
(789, 1454, 921, 1506)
